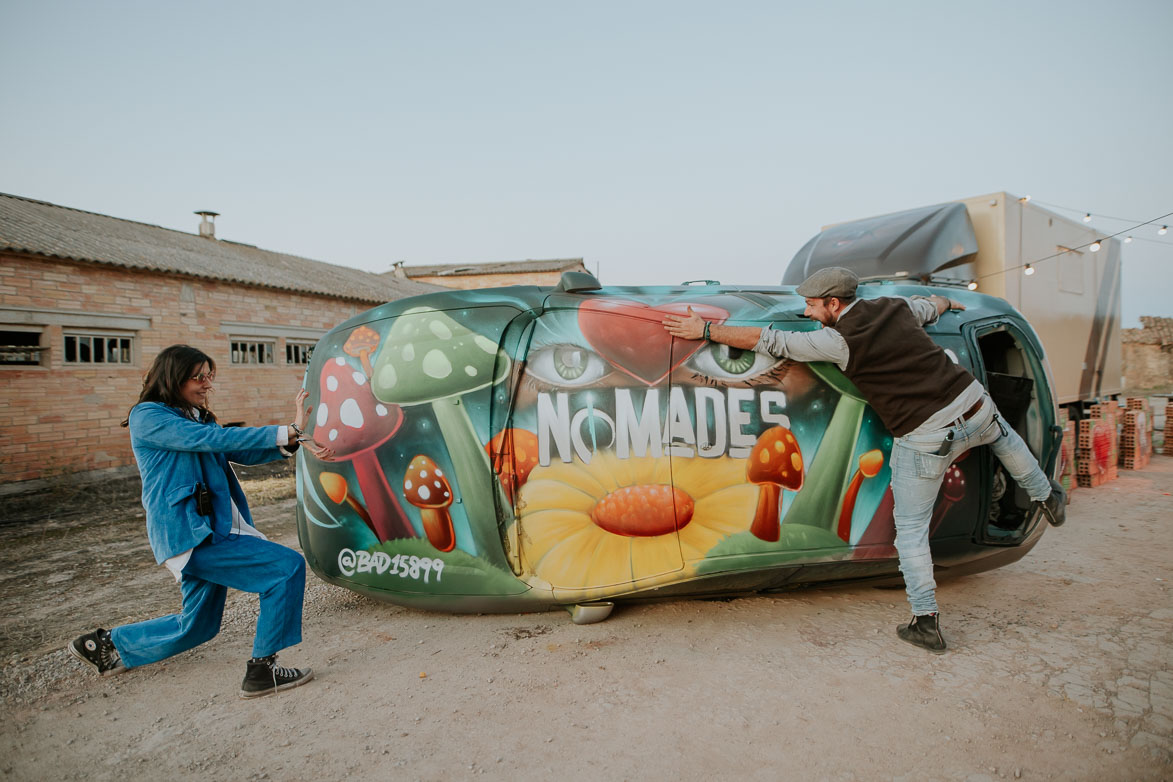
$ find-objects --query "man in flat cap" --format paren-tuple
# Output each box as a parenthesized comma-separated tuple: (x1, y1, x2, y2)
(663, 266, 1065, 653)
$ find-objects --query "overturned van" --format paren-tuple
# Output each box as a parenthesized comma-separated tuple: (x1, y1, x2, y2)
(295, 272, 1062, 622)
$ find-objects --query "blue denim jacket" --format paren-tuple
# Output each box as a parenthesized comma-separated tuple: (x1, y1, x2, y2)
(128, 402, 285, 563)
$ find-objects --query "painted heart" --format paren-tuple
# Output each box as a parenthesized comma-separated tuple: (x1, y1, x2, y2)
(578, 299, 729, 385)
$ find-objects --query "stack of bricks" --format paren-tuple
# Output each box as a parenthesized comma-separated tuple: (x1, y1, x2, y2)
(1119, 398, 1153, 470)
(1077, 403, 1119, 488)
(1165, 401, 1173, 456)
(1058, 408, 1077, 497)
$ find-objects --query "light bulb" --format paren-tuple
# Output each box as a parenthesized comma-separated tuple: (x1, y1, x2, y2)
(1024, 264, 1035, 276)
(1090, 240, 1102, 252)
(1018, 195, 1031, 203)
(1083, 213, 1092, 223)
(1160, 225, 1169, 236)
(967, 280, 978, 291)
(1125, 236, 1133, 244)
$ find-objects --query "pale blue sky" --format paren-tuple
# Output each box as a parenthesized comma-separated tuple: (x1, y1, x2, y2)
(2, 0, 1169, 325)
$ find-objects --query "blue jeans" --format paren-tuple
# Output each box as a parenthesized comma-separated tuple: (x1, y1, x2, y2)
(110, 535, 306, 668)
(889, 393, 1051, 616)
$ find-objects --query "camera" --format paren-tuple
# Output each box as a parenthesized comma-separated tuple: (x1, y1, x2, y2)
(195, 483, 213, 516)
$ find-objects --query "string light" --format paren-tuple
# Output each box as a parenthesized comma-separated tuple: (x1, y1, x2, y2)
(968, 208, 1173, 284)
(1018, 195, 1031, 203)
(967, 280, 978, 290)
(1029, 199, 1172, 236)
(1083, 213, 1092, 223)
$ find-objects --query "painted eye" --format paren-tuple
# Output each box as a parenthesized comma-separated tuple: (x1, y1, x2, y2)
(526, 344, 610, 387)
(687, 344, 780, 381)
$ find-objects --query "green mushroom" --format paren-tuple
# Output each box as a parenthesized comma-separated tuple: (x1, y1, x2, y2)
(778, 361, 869, 541)
(371, 307, 513, 571)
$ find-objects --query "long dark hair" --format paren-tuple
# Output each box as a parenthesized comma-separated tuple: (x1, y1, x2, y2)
(122, 344, 217, 427)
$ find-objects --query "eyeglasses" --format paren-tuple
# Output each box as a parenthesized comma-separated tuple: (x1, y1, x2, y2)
(189, 372, 216, 383)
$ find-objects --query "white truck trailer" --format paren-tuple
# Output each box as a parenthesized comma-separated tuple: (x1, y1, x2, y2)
(785, 191, 1123, 408)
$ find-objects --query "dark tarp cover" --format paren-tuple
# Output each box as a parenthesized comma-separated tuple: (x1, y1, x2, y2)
(783, 201, 978, 286)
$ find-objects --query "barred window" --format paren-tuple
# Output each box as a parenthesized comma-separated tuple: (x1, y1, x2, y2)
(286, 341, 315, 365)
(1, 329, 46, 366)
(231, 340, 274, 364)
(64, 332, 134, 365)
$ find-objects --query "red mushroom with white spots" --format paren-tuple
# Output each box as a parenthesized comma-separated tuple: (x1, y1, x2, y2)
(403, 454, 455, 552)
(746, 426, 805, 542)
(314, 356, 413, 542)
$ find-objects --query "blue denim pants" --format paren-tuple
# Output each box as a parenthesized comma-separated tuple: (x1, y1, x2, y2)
(110, 535, 306, 668)
(889, 393, 1051, 616)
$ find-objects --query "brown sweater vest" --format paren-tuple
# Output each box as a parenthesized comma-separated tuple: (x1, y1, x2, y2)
(833, 298, 975, 437)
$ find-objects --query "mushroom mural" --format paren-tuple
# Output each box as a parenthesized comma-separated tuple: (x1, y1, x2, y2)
(746, 426, 805, 542)
(486, 428, 540, 504)
(851, 486, 897, 560)
(319, 471, 376, 536)
(779, 363, 870, 536)
(291, 275, 1066, 616)
(315, 356, 413, 542)
(371, 307, 512, 571)
(929, 463, 966, 537)
(343, 325, 380, 378)
(403, 454, 455, 552)
(835, 449, 884, 541)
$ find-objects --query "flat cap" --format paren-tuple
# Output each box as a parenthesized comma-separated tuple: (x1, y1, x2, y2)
(795, 266, 859, 299)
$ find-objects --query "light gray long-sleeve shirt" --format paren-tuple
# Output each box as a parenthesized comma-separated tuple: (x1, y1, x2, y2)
(752, 296, 984, 435)
(752, 296, 941, 370)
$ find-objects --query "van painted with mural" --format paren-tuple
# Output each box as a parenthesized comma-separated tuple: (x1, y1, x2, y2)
(295, 272, 1062, 622)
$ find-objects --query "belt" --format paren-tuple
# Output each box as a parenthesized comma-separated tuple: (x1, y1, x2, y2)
(960, 400, 983, 422)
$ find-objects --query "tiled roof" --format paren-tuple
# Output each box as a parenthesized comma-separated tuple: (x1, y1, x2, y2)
(399, 258, 585, 278)
(0, 193, 440, 303)
(1123, 316, 1173, 347)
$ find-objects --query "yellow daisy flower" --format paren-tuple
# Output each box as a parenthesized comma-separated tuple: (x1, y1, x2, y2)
(515, 452, 757, 600)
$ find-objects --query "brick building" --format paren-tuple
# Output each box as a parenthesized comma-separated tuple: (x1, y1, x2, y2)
(0, 193, 437, 489)
(1122, 316, 1173, 391)
(392, 258, 589, 289)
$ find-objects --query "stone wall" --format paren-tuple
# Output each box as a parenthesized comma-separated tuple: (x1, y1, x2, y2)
(1123, 343, 1172, 390)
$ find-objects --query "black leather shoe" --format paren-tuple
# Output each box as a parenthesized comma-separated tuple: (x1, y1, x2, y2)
(897, 613, 947, 654)
(1037, 478, 1067, 527)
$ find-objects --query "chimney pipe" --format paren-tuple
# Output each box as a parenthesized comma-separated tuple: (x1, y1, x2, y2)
(194, 210, 219, 239)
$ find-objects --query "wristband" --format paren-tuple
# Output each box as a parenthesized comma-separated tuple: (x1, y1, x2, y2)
(702, 321, 712, 341)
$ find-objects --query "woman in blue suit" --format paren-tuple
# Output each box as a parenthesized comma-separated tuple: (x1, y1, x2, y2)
(68, 344, 332, 698)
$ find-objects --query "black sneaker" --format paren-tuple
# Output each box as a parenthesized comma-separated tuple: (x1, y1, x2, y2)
(239, 654, 313, 699)
(897, 613, 947, 654)
(1037, 479, 1067, 527)
(67, 628, 126, 676)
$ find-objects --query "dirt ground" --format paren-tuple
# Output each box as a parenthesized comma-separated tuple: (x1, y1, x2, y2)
(2, 456, 1171, 782)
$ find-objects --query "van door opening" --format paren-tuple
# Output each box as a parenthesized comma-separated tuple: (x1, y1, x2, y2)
(971, 323, 1051, 542)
